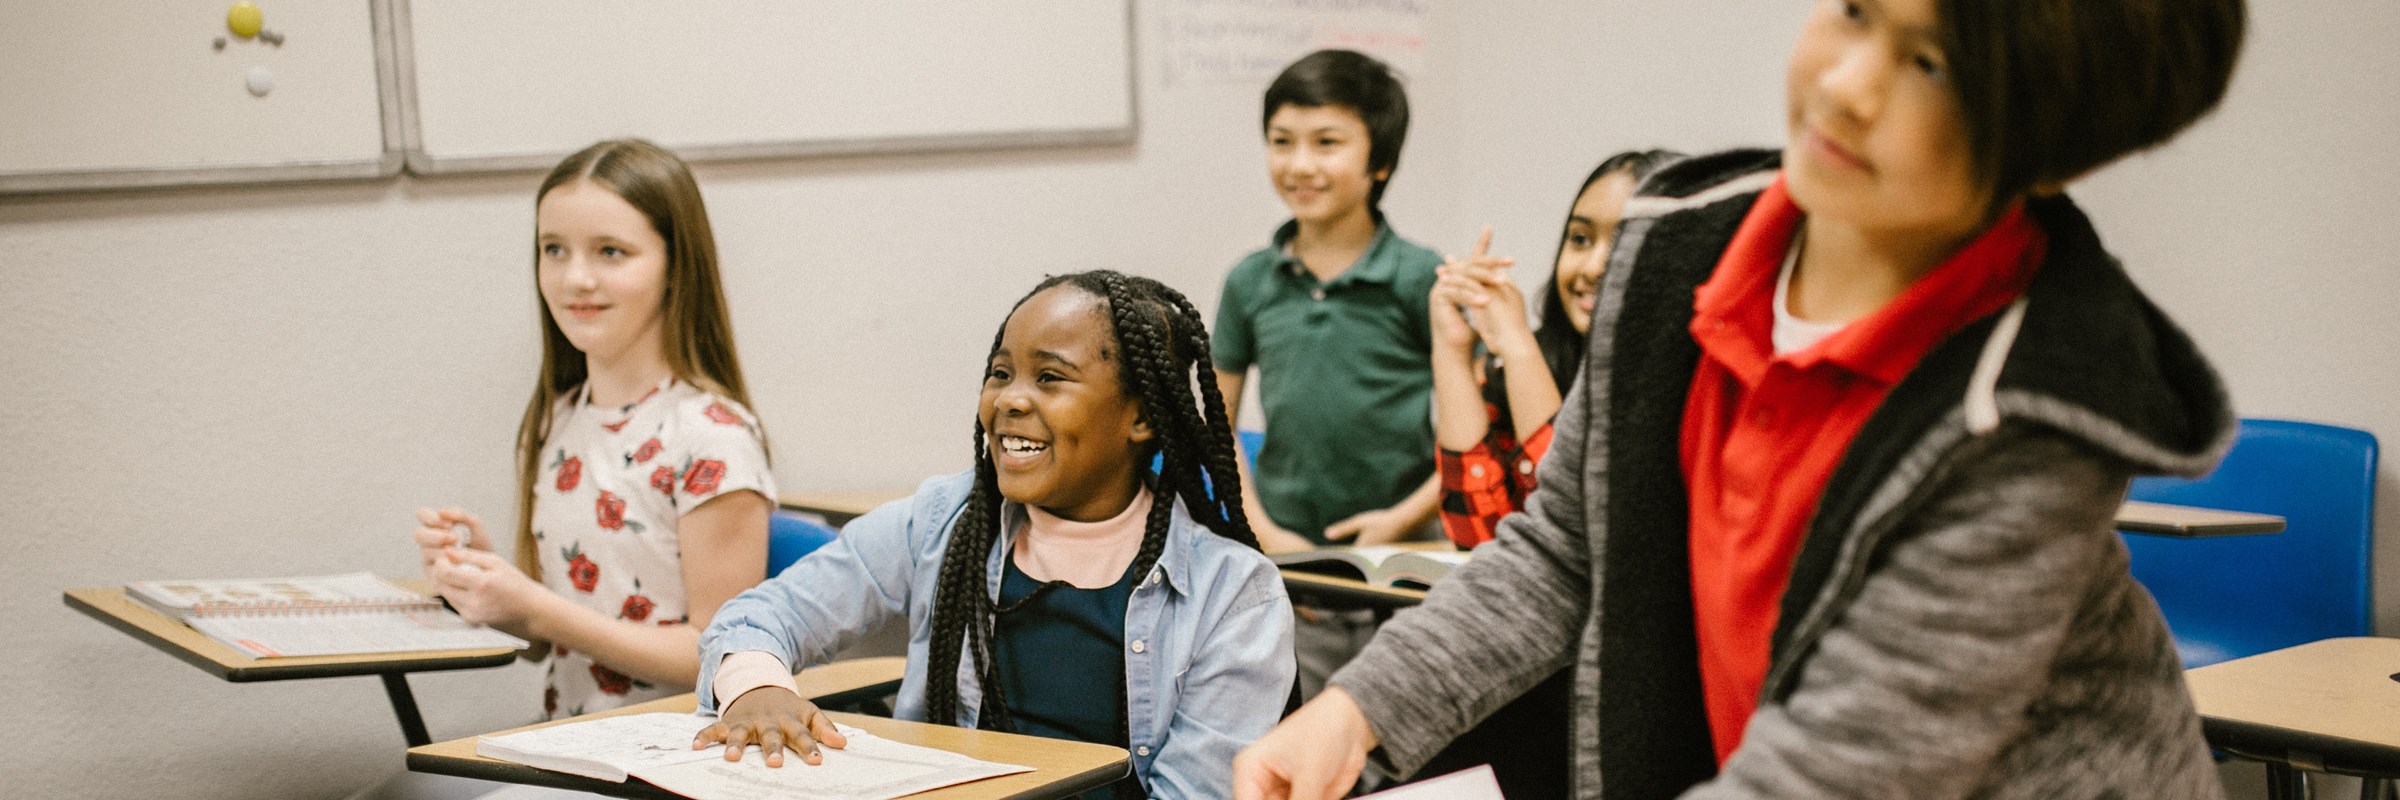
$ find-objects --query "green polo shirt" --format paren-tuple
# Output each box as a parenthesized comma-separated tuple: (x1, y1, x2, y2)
(1214, 219, 1440, 543)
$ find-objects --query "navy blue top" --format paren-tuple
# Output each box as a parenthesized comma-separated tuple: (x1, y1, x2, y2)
(995, 558, 1145, 800)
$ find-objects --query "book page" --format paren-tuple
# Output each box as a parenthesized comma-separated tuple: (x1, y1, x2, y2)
(1361, 765, 1504, 799)
(633, 727, 1034, 800)
(1377, 550, 1471, 588)
(479, 712, 1034, 800)
(128, 572, 426, 616)
(477, 712, 726, 781)
(189, 609, 525, 658)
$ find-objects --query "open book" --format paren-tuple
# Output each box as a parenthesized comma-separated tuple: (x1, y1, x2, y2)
(1270, 546, 1470, 590)
(125, 572, 526, 658)
(476, 712, 1034, 800)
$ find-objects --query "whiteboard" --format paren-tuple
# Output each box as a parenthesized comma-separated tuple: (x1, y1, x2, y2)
(396, 0, 1136, 174)
(0, 0, 399, 194)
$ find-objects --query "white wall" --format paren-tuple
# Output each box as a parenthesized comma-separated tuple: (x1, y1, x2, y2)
(3, 1, 2393, 798)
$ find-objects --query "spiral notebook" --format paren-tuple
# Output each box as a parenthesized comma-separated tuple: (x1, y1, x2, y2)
(125, 572, 527, 658)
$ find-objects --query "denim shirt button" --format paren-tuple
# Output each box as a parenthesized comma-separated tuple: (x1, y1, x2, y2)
(1136, 746, 1152, 757)
(1130, 639, 1147, 654)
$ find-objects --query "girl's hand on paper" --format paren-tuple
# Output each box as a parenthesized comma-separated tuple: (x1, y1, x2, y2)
(697, 688, 849, 767)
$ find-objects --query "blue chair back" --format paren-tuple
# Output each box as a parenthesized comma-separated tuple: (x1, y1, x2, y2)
(768, 509, 840, 577)
(2121, 418, 2377, 668)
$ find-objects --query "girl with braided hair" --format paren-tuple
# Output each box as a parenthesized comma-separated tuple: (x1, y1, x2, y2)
(695, 270, 1295, 799)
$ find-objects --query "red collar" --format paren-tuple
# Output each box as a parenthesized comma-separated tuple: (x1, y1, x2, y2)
(1690, 175, 2045, 387)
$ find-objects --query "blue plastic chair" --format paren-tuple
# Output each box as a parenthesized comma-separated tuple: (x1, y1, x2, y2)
(2120, 418, 2377, 670)
(1238, 429, 1264, 469)
(767, 509, 839, 577)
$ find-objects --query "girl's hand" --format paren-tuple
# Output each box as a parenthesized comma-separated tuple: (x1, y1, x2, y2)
(1457, 260, 1532, 354)
(1429, 269, 1481, 354)
(695, 688, 848, 767)
(413, 507, 490, 581)
(1437, 226, 1517, 335)
(426, 537, 543, 629)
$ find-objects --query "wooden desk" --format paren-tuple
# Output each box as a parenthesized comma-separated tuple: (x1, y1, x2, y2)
(65, 583, 518, 747)
(780, 488, 912, 528)
(2116, 500, 2286, 537)
(409, 673, 1130, 800)
(2186, 637, 2400, 780)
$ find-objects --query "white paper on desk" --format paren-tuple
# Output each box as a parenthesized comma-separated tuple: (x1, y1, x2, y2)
(192, 609, 525, 658)
(477, 712, 723, 781)
(632, 724, 1034, 800)
(1361, 764, 1505, 799)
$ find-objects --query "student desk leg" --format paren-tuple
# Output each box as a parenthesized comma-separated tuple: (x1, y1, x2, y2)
(381, 673, 433, 747)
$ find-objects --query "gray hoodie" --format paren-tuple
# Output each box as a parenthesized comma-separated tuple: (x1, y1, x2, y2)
(1331, 149, 2233, 799)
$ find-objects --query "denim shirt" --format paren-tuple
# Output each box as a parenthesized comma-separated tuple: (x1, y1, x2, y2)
(700, 471, 1296, 800)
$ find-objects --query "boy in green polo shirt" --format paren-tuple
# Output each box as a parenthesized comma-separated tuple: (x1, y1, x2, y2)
(1213, 49, 1442, 700)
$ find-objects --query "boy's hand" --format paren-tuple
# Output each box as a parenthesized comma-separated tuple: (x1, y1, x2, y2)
(1233, 687, 1378, 800)
(1322, 506, 1415, 546)
(696, 688, 848, 767)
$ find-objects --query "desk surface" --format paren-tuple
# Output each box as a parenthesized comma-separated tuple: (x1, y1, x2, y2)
(2185, 636, 2400, 773)
(409, 675, 1130, 800)
(2115, 500, 2286, 537)
(64, 584, 520, 682)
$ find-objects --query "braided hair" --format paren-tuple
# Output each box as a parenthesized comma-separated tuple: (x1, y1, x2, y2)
(923, 270, 1258, 732)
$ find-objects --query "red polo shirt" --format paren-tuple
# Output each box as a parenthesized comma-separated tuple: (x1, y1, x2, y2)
(1682, 176, 2043, 762)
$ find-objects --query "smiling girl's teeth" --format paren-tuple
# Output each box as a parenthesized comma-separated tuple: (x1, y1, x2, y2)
(1001, 435, 1048, 455)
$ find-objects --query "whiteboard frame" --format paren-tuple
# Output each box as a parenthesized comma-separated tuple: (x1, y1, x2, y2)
(389, 0, 1140, 175)
(0, 0, 405, 196)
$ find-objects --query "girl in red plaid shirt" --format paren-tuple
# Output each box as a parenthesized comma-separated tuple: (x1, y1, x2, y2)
(1430, 150, 1677, 549)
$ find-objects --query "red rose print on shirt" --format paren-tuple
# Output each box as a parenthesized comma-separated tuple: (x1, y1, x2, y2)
(544, 686, 558, 717)
(596, 490, 626, 530)
(554, 644, 569, 658)
(620, 580, 653, 622)
(631, 437, 663, 464)
(562, 543, 599, 593)
(682, 459, 726, 496)
(554, 452, 582, 493)
(703, 403, 741, 425)
(602, 418, 630, 433)
(589, 663, 633, 696)
(649, 465, 675, 496)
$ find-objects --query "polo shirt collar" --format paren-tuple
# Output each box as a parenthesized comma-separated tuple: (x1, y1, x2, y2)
(1691, 174, 2045, 387)
(1270, 211, 1403, 287)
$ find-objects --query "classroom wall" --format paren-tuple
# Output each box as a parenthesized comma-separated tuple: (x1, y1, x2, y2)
(2, 1, 2392, 798)
(0, 2, 1463, 797)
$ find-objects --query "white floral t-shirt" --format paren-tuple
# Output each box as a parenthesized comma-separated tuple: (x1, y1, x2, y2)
(531, 377, 774, 719)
